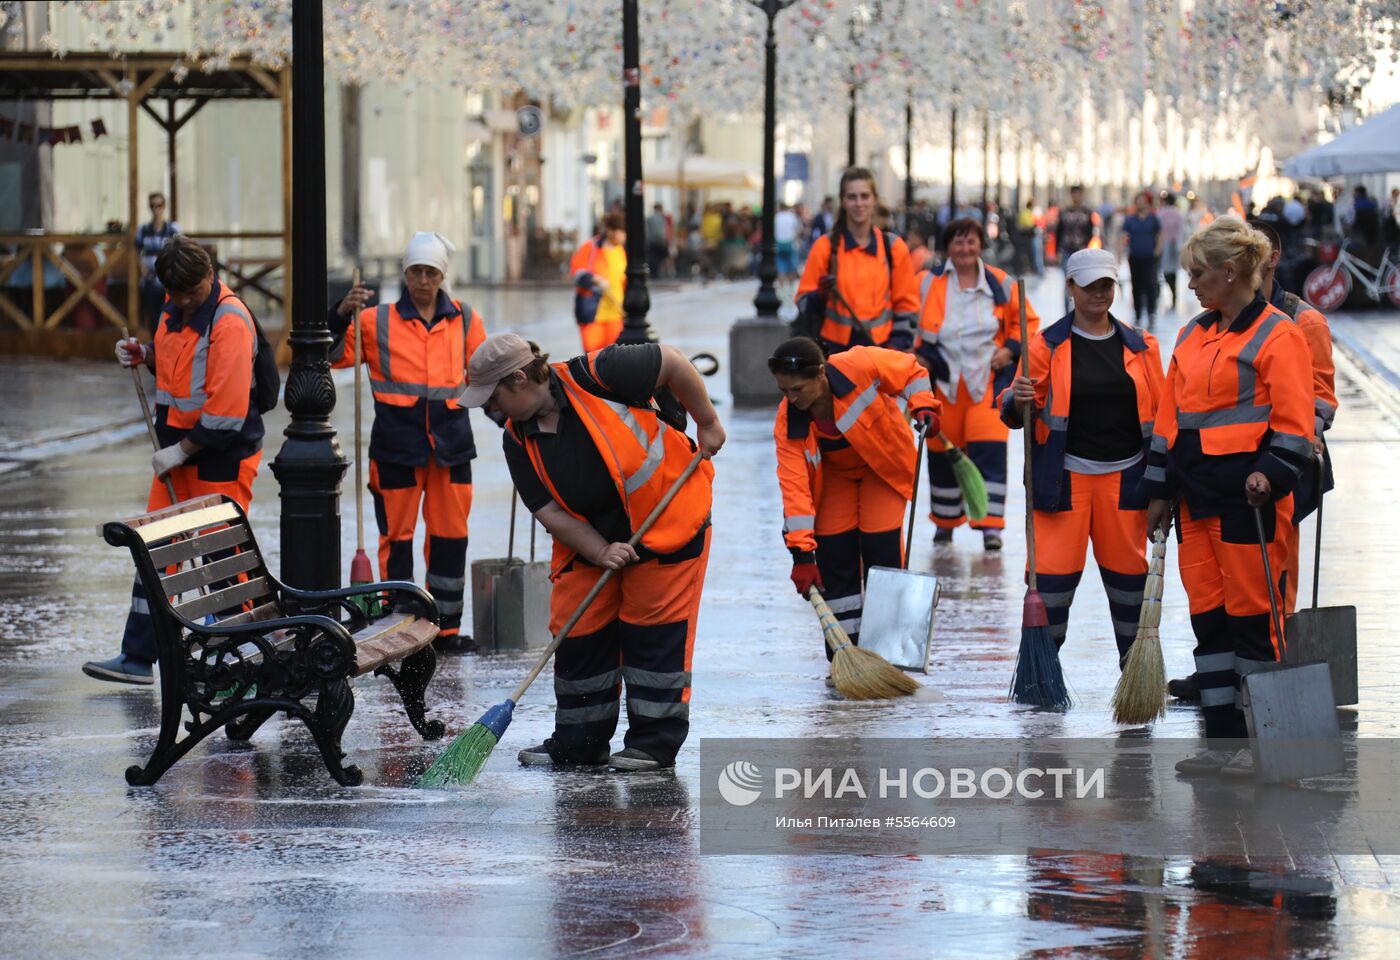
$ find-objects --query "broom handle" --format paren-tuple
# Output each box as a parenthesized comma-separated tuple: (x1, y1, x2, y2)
(1015, 279, 1037, 589)
(530, 513, 537, 563)
(1253, 506, 1286, 650)
(508, 488, 518, 560)
(507, 451, 706, 703)
(352, 268, 365, 554)
(807, 586, 849, 655)
(124, 326, 178, 504)
(1312, 453, 1323, 610)
(904, 424, 927, 567)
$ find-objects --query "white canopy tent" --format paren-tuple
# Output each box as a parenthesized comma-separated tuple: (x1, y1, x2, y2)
(643, 156, 763, 190)
(1283, 104, 1400, 179)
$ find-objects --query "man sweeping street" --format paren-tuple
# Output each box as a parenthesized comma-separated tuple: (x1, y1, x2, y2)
(328, 232, 487, 652)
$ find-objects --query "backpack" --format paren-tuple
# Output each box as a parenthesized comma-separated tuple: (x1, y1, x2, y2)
(218, 293, 281, 414)
(573, 238, 604, 326)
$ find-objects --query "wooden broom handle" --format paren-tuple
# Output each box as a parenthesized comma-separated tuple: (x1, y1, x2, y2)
(508, 451, 707, 703)
(807, 586, 850, 655)
(351, 268, 365, 554)
(1016, 279, 1037, 589)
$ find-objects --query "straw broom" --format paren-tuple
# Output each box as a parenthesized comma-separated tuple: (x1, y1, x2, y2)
(1112, 530, 1167, 724)
(809, 587, 920, 700)
(938, 432, 989, 521)
(1009, 278, 1071, 710)
(419, 452, 707, 787)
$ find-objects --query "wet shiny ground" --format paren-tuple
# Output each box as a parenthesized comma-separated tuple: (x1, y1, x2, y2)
(3, 278, 1400, 957)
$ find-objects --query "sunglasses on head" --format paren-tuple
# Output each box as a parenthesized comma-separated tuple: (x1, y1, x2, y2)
(767, 355, 821, 374)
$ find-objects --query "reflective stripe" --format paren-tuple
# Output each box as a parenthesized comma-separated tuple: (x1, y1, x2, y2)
(931, 503, 966, 517)
(920, 329, 940, 345)
(901, 377, 932, 401)
(622, 667, 692, 689)
(199, 412, 246, 431)
(1316, 399, 1336, 425)
(1040, 412, 1069, 430)
(131, 596, 150, 615)
(555, 668, 623, 695)
(1235, 312, 1284, 407)
(804, 450, 821, 468)
(1269, 432, 1313, 457)
(1143, 465, 1167, 483)
(836, 617, 861, 633)
(783, 514, 816, 533)
(929, 485, 962, 498)
(435, 599, 464, 615)
(426, 573, 466, 592)
(376, 304, 392, 380)
(835, 379, 881, 434)
(1104, 586, 1143, 606)
(1049, 621, 1069, 642)
(1195, 652, 1236, 672)
(1141, 420, 1155, 437)
(1175, 317, 1200, 348)
(627, 699, 690, 720)
(1199, 686, 1237, 706)
(1234, 656, 1277, 675)
(369, 379, 462, 400)
(154, 389, 203, 411)
(1039, 590, 1076, 608)
(556, 701, 621, 724)
(983, 482, 1008, 496)
(625, 431, 667, 495)
(1177, 405, 1271, 428)
(1150, 435, 1168, 454)
(824, 594, 862, 614)
(1112, 618, 1140, 638)
(825, 305, 893, 333)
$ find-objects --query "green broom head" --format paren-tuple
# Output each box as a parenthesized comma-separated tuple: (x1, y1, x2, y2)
(418, 699, 515, 787)
(1010, 590, 1071, 710)
(948, 447, 989, 520)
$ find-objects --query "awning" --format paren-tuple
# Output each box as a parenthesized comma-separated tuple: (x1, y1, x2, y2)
(644, 156, 762, 190)
(1283, 104, 1400, 179)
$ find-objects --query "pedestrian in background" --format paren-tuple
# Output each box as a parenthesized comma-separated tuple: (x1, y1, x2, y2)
(1142, 217, 1315, 776)
(773, 201, 802, 289)
(1121, 191, 1163, 326)
(568, 211, 627, 352)
(1156, 193, 1185, 311)
(769, 337, 939, 665)
(646, 203, 669, 279)
(84, 236, 263, 684)
(915, 218, 1038, 550)
(464, 334, 723, 772)
(1002, 248, 1163, 660)
(135, 191, 179, 330)
(795, 166, 919, 355)
(328, 232, 487, 651)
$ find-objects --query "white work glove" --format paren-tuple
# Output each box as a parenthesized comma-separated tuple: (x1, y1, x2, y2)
(151, 443, 189, 479)
(116, 337, 149, 368)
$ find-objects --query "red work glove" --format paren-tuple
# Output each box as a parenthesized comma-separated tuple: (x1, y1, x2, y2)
(817, 274, 837, 294)
(911, 406, 940, 436)
(791, 557, 823, 597)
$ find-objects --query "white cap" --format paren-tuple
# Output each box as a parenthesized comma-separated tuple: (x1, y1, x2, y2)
(1064, 248, 1118, 286)
(403, 231, 456, 295)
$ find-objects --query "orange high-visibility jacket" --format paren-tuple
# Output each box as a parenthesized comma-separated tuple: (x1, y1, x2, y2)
(153, 280, 261, 459)
(510, 352, 715, 575)
(1273, 287, 1338, 436)
(333, 296, 487, 466)
(998, 313, 1164, 512)
(1141, 300, 1315, 512)
(914, 262, 1039, 394)
(795, 228, 920, 350)
(774, 346, 938, 554)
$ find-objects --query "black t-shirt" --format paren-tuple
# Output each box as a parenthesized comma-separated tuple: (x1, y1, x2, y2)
(1065, 327, 1142, 463)
(503, 344, 664, 546)
(1055, 206, 1095, 256)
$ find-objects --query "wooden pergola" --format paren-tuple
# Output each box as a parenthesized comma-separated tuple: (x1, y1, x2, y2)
(0, 52, 291, 352)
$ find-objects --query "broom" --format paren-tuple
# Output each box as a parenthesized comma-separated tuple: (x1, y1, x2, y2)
(1111, 529, 1167, 724)
(808, 587, 920, 699)
(419, 451, 707, 787)
(1009, 278, 1071, 710)
(347, 270, 375, 591)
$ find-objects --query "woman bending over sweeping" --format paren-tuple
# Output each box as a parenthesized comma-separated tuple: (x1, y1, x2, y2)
(1001, 248, 1164, 665)
(462, 334, 723, 773)
(1140, 218, 1315, 777)
(769, 337, 940, 676)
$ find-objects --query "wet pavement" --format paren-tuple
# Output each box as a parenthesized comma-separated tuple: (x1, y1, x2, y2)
(3, 276, 1400, 957)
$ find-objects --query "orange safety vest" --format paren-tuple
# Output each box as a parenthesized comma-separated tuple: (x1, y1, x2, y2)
(774, 346, 937, 553)
(511, 354, 714, 574)
(155, 280, 257, 434)
(795, 227, 920, 349)
(914, 262, 1038, 393)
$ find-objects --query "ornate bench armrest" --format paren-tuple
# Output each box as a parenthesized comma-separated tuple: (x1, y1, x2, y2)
(279, 580, 440, 623)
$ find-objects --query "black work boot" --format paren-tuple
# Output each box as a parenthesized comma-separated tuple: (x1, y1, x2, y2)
(1167, 673, 1201, 702)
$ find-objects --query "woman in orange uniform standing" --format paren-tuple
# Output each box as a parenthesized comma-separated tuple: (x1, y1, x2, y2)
(569, 211, 628, 352)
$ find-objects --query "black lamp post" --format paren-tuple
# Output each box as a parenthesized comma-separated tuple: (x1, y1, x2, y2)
(948, 103, 958, 213)
(270, 0, 347, 590)
(904, 91, 914, 219)
(750, 0, 797, 321)
(617, 0, 655, 345)
(847, 85, 857, 168)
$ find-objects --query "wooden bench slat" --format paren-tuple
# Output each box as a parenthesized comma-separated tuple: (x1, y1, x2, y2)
(354, 616, 439, 676)
(173, 575, 272, 622)
(213, 600, 282, 628)
(149, 524, 250, 567)
(136, 502, 241, 544)
(159, 550, 262, 597)
(100, 493, 227, 537)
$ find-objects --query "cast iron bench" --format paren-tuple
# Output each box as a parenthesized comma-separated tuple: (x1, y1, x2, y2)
(102, 493, 445, 786)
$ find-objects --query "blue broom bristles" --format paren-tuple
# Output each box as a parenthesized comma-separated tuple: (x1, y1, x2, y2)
(1010, 623, 1072, 711)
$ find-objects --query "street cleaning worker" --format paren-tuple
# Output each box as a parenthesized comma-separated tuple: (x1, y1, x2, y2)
(1141, 217, 1315, 776)
(1001, 248, 1164, 661)
(916, 217, 1039, 550)
(1166, 218, 1339, 702)
(462, 333, 723, 772)
(795, 166, 920, 355)
(769, 337, 940, 660)
(568, 211, 628, 353)
(329, 232, 487, 651)
(84, 235, 263, 684)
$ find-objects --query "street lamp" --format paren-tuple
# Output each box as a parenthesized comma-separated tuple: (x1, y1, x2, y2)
(729, 0, 797, 407)
(269, 0, 347, 590)
(617, 0, 656, 345)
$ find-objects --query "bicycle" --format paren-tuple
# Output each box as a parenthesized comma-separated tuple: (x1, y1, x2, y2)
(1303, 240, 1400, 310)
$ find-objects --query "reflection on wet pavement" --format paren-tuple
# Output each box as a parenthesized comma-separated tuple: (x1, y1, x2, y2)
(1, 279, 1398, 957)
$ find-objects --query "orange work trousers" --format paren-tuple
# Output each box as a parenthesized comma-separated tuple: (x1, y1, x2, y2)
(580, 319, 623, 353)
(369, 458, 473, 639)
(927, 376, 1008, 530)
(121, 452, 261, 663)
(1178, 497, 1292, 742)
(547, 528, 711, 766)
(1031, 470, 1147, 661)
(814, 444, 907, 655)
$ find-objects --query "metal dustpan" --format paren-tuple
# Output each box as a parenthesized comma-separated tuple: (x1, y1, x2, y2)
(859, 566, 941, 673)
(1242, 661, 1344, 783)
(1284, 478, 1357, 706)
(471, 491, 551, 652)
